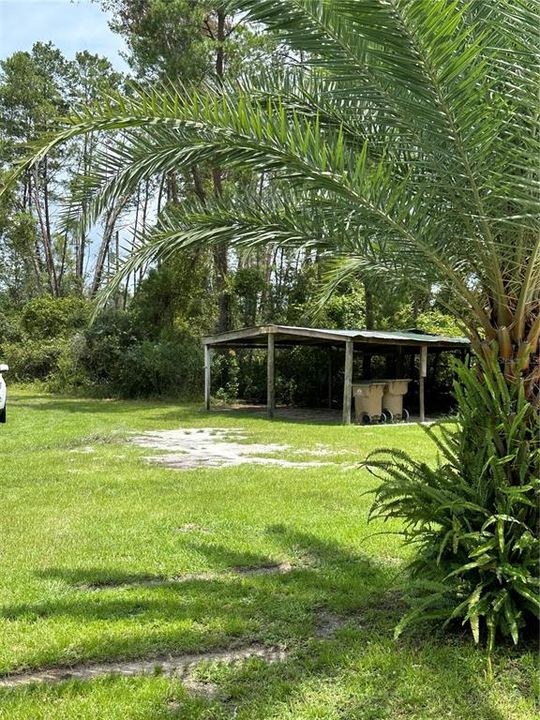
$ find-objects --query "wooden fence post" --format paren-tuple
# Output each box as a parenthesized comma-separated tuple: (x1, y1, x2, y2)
(342, 340, 354, 425)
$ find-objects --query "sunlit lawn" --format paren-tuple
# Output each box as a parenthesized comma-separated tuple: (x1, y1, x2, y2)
(0, 389, 536, 719)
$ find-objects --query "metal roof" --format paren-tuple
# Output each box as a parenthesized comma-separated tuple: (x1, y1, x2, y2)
(203, 324, 470, 350)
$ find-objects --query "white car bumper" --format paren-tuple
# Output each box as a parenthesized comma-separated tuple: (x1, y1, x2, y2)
(0, 374, 6, 422)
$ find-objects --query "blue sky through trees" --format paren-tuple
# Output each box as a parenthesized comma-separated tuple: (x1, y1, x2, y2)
(0, 0, 128, 70)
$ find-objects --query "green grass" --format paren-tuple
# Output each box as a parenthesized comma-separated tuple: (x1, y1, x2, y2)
(0, 390, 537, 719)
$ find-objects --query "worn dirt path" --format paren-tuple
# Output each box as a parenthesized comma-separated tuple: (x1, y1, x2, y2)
(0, 645, 288, 689)
(0, 612, 346, 690)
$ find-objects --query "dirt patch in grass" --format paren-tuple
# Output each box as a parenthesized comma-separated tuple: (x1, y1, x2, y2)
(181, 678, 220, 700)
(314, 611, 347, 638)
(131, 428, 345, 470)
(174, 523, 212, 534)
(234, 561, 293, 576)
(77, 562, 295, 591)
(0, 645, 289, 689)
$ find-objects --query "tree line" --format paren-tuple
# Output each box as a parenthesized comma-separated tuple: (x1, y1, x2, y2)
(0, 1, 452, 340)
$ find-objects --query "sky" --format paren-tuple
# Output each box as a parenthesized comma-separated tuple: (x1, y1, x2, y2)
(0, 0, 134, 269)
(0, 0, 129, 71)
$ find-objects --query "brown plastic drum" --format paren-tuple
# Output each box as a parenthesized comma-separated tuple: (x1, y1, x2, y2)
(352, 382, 386, 421)
(381, 379, 411, 417)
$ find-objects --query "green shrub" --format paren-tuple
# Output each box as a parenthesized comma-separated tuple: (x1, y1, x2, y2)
(47, 332, 92, 393)
(276, 347, 329, 407)
(0, 296, 89, 383)
(414, 308, 464, 338)
(114, 335, 203, 398)
(79, 309, 140, 392)
(237, 350, 267, 403)
(212, 350, 240, 404)
(0, 309, 22, 346)
(21, 296, 89, 338)
(78, 310, 202, 398)
(367, 357, 539, 669)
(228, 346, 330, 407)
(2, 338, 66, 381)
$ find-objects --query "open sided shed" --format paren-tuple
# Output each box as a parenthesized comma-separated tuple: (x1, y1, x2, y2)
(202, 325, 470, 424)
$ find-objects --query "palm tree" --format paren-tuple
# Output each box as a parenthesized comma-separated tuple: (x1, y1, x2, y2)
(10, 0, 539, 395)
(4, 0, 539, 652)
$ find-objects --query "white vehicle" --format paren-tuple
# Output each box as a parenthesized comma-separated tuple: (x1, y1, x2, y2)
(0, 364, 8, 424)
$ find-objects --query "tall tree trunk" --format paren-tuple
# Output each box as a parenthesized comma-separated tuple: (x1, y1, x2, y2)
(167, 172, 179, 203)
(212, 8, 232, 333)
(260, 245, 274, 322)
(191, 166, 206, 203)
(76, 135, 90, 280)
(139, 178, 150, 284)
(57, 232, 68, 292)
(25, 172, 45, 290)
(90, 201, 125, 297)
(157, 172, 167, 215)
(33, 163, 58, 296)
(212, 166, 231, 332)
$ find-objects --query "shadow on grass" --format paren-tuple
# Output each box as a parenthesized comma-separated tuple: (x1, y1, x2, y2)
(12, 396, 194, 417)
(33, 544, 296, 589)
(13, 394, 345, 426)
(210, 405, 344, 426)
(0, 527, 528, 719)
(3, 527, 387, 630)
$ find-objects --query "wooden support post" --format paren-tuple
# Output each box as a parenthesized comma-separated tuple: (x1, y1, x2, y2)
(419, 345, 427, 422)
(327, 349, 333, 409)
(267, 332, 275, 419)
(342, 339, 354, 425)
(204, 345, 212, 411)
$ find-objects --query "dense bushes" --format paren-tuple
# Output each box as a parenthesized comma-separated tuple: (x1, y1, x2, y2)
(20, 296, 89, 337)
(214, 344, 354, 408)
(0, 296, 203, 398)
(82, 312, 203, 398)
(0, 296, 89, 383)
(0, 290, 460, 406)
(3, 338, 66, 382)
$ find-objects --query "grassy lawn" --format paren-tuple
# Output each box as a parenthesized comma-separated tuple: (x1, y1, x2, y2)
(0, 390, 536, 719)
